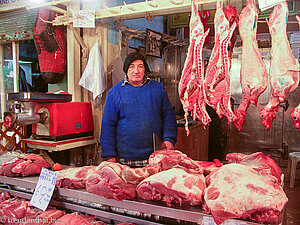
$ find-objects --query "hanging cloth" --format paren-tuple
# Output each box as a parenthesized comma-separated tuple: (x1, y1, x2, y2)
(79, 42, 106, 99)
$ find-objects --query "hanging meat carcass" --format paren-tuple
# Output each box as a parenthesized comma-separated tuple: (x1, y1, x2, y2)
(178, 0, 210, 134)
(291, 16, 300, 131)
(291, 103, 300, 131)
(204, 0, 238, 124)
(260, 2, 300, 129)
(234, 0, 268, 131)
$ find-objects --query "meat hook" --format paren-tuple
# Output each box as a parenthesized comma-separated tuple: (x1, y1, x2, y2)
(146, 0, 158, 8)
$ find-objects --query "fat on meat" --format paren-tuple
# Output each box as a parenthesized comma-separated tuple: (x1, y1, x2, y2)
(234, 0, 268, 131)
(204, 0, 238, 124)
(148, 150, 204, 173)
(204, 163, 288, 225)
(56, 166, 96, 189)
(260, 2, 300, 129)
(291, 103, 300, 131)
(178, 0, 210, 134)
(137, 167, 206, 206)
(226, 151, 282, 183)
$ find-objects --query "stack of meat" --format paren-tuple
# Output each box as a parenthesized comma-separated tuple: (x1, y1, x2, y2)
(0, 154, 51, 177)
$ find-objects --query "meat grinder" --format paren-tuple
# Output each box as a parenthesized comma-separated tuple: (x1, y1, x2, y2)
(3, 92, 94, 141)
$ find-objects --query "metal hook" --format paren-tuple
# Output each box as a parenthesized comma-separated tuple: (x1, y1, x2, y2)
(169, 0, 184, 5)
(105, 5, 122, 14)
(146, 0, 158, 8)
(123, 1, 136, 11)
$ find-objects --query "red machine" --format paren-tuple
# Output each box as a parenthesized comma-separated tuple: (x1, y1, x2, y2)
(4, 92, 94, 141)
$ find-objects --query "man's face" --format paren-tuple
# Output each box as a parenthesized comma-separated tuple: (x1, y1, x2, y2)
(127, 59, 145, 86)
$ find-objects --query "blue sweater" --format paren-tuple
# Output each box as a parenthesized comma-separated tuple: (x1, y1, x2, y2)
(100, 80, 177, 160)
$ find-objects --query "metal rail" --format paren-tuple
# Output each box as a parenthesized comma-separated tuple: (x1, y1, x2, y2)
(0, 175, 264, 225)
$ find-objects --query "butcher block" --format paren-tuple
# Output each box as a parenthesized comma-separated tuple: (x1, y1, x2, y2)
(175, 121, 209, 161)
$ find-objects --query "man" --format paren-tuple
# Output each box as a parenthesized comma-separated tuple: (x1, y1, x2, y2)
(100, 52, 177, 167)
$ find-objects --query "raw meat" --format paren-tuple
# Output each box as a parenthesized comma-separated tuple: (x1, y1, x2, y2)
(137, 167, 205, 206)
(0, 154, 51, 177)
(297, 15, 300, 26)
(148, 150, 204, 173)
(51, 212, 105, 225)
(56, 166, 96, 189)
(86, 162, 137, 200)
(291, 103, 300, 131)
(234, 0, 268, 131)
(260, 2, 300, 129)
(196, 159, 223, 175)
(226, 152, 282, 183)
(178, 0, 210, 134)
(204, 0, 238, 123)
(204, 163, 288, 224)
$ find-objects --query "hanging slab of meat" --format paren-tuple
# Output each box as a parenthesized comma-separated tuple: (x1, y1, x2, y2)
(178, 0, 210, 134)
(56, 166, 96, 189)
(204, 163, 288, 224)
(234, 0, 268, 131)
(0, 154, 51, 177)
(204, 0, 238, 124)
(291, 103, 300, 131)
(260, 2, 300, 129)
(148, 150, 204, 173)
(226, 151, 282, 183)
(137, 167, 205, 206)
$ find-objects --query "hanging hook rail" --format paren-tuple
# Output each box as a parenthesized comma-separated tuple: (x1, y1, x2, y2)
(169, 0, 184, 5)
(146, 0, 158, 8)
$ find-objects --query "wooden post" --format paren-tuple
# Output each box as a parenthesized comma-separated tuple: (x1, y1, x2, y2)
(0, 45, 5, 121)
(12, 42, 19, 93)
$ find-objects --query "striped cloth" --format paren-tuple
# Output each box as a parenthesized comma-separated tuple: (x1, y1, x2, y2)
(119, 158, 148, 168)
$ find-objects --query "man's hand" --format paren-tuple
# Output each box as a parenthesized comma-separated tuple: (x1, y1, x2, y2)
(106, 157, 117, 163)
(160, 141, 174, 150)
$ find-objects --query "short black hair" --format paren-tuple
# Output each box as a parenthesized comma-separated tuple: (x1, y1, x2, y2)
(123, 52, 150, 74)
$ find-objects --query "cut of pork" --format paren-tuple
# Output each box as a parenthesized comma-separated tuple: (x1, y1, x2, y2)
(260, 2, 300, 129)
(56, 166, 96, 189)
(137, 167, 205, 206)
(204, 163, 287, 224)
(148, 150, 204, 173)
(234, 0, 268, 131)
(0, 154, 51, 177)
(51, 212, 105, 225)
(226, 152, 282, 183)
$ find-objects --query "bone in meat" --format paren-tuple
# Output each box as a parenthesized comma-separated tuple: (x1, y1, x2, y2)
(234, 0, 268, 131)
(205, 0, 237, 123)
(178, 0, 210, 134)
(260, 2, 300, 129)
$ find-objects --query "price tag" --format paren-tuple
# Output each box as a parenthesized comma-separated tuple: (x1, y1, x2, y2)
(30, 168, 58, 211)
(258, 0, 285, 11)
(72, 10, 95, 28)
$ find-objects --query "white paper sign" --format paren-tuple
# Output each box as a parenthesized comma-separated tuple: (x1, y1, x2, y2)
(30, 168, 58, 211)
(258, 0, 285, 11)
(73, 10, 95, 28)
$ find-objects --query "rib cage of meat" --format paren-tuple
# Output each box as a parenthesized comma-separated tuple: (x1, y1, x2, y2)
(260, 2, 300, 129)
(178, 0, 210, 134)
(204, 0, 237, 123)
(233, 0, 268, 131)
(204, 163, 288, 225)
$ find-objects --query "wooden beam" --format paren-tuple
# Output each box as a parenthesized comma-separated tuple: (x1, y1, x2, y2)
(95, 0, 216, 21)
(0, 45, 5, 120)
